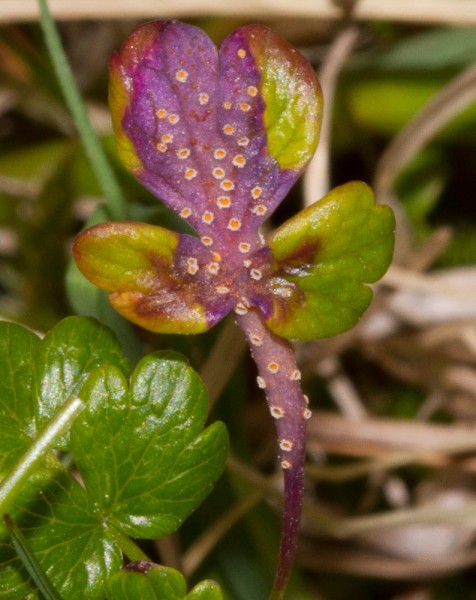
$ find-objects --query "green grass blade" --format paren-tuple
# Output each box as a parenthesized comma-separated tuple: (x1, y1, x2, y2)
(0, 396, 84, 515)
(38, 0, 127, 220)
(4, 514, 64, 600)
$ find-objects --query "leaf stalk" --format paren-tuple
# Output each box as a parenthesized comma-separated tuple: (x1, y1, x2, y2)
(236, 309, 308, 600)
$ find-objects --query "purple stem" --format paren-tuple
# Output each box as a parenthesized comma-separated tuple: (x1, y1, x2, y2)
(235, 308, 310, 600)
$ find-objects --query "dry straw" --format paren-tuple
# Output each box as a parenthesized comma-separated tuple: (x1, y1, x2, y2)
(4, 0, 476, 25)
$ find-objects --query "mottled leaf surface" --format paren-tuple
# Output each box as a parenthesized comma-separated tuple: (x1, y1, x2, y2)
(266, 182, 395, 339)
(109, 20, 321, 255)
(74, 222, 234, 333)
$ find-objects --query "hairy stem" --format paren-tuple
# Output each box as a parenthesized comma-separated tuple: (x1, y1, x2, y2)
(236, 308, 310, 600)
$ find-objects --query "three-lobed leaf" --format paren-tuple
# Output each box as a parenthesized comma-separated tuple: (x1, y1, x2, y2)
(108, 20, 322, 237)
(78, 20, 395, 347)
(266, 182, 395, 339)
(0, 318, 228, 599)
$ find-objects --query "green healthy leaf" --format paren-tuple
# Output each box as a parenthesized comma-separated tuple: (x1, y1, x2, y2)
(0, 467, 123, 600)
(107, 564, 185, 600)
(0, 318, 128, 599)
(107, 563, 223, 600)
(0, 396, 85, 524)
(0, 323, 68, 541)
(34, 316, 128, 444)
(4, 514, 65, 600)
(0, 462, 67, 599)
(186, 580, 223, 600)
(72, 351, 229, 538)
(0, 317, 127, 508)
(0, 323, 40, 467)
(266, 181, 395, 340)
(1, 320, 226, 599)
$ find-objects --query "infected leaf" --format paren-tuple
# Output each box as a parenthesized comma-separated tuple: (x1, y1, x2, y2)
(266, 182, 395, 339)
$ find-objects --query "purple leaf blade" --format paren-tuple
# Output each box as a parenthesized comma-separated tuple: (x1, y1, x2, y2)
(109, 21, 322, 255)
(109, 20, 219, 227)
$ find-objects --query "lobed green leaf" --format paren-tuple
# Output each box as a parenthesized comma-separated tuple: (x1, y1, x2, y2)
(267, 182, 395, 340)
(71, 351, 228, 538)
(0, 319, 227, 599)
